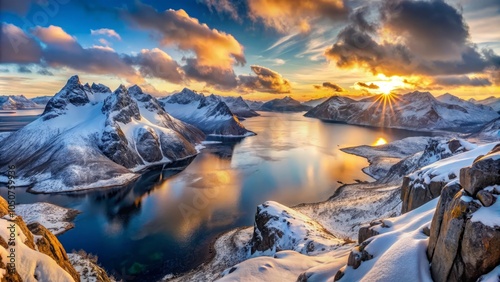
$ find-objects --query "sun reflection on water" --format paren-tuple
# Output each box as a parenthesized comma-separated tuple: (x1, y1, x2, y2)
(373, 137, 388, 146)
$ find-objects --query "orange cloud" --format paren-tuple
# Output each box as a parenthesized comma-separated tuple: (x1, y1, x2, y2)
(239, 65, 291, 93)
(248, 0, 348, 33)
(32, 25, 76, 46)
(124, 4, 245, 69)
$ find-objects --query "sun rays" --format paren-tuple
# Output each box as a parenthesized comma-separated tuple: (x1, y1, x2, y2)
(366, 91, 401, 127)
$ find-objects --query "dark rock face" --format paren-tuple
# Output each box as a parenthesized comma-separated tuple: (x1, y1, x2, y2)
(400, 139, 470, 213)
(42, 75, 92, 120)
(102, 85, 141, 124)
(427, 151, 500, 282)
(99, 121, 144, 168)
(136, 127, 163, 163)
(91, 82, 111, 93)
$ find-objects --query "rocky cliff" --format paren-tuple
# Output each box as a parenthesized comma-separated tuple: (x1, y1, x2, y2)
(427, 145, 500, 282)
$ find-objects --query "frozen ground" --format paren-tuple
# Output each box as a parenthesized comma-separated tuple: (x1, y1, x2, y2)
(15, 202, 79, 235)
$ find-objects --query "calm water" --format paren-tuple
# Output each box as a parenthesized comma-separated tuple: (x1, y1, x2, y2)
(0, 112, 433, 280)
(0, 109, 43, 131)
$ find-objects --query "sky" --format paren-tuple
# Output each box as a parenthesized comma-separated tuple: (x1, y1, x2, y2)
(0, 0, 499, 101)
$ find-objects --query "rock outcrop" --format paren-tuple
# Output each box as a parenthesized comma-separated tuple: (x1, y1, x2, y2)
(250, 201, 343, 255)
(0, 196, 84, 281)
(427, 145, 500, 282)
(400, 139, 475, 213)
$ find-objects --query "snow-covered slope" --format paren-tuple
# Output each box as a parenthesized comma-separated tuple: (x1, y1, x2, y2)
(159, 88, 255, 137)
(15, 203, 79, 235)
(470, 96, 500, 112)
(305, 91, 499, 132)
(0, 76, 205, 193)
(260, 96, 312, 112)
(469, 117, 500, 141)
(0, 95, 42, 109)
(218, 96, 259, 118)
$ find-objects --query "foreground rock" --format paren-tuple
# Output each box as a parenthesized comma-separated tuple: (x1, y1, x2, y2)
(428, 146, 500, 282)
(305, 92, 499, 132)
(0, 196, 80, 281)
(0, 76, 204, 192)
(400, 139, 477, 213)
(159, 88, 255, 136)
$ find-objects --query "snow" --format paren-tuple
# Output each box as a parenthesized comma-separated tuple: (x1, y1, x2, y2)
(409, 142, 499, 187)
(0, 78, 203, 193)
(0, 132, 11, 142)
(479, 265, 500, 282)
(338, 199, 438, 282)
(68, 253, 115, 282)
(0, 218, 75, 281)
(218, 249, 350, 282)
(15, 203, 79, 235)
(471, 194, 500, 227)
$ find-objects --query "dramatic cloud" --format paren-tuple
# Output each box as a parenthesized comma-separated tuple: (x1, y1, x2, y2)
(124, 48, 184, 84)
(123, 3, 246, 69)
(247, 0, 348, 33)
(182, 58, 238, 90)
(91, 28, 122, 40)
(317, 82, 345, 92)
(32, 25, 143, 83)
(0, 23, 42, 63)
(324, 0, 500, 79)
(198, 0, 240, 21)
(239, 65, 291, 93)
(434, 76, 492, 87)
(357, 82, 379, 89)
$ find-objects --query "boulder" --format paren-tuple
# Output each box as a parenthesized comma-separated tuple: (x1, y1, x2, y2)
(427, 151, 500, 281)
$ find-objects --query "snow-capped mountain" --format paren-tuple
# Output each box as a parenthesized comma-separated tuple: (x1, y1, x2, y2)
(245, 99, 265, 111)
(30, 95, 53, 106)
(470, 96, 500, 112)
(259, 96, 312, 112)
(158, 88, 255, 137)
(305, 91, 499, 132)
(302, 97, 329, 107)
(218, 95, 259, 118)
(469, 117, 500, 141)
(0, 75, 205, 192)
(0, 95, 42, 109)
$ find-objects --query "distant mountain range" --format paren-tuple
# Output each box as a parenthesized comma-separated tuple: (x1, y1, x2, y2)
(469, 96, 500, 112)
(305, 91, 499, 132)
(259, 96, 312, 112)
(158, 88, 255, 137)
(0, 95, 46, 110)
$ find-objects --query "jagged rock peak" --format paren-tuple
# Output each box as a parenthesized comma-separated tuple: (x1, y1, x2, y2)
(128, 85, 143, 96)
(91, 82, 111, 93)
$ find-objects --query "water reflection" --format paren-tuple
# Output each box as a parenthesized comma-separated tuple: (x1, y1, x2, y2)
(373, 137, 388, 146)
(1, 112, 434, 280)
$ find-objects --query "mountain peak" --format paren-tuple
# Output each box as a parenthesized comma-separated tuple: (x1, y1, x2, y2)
(128, 85, 143, 96)
(66, 75, 81, 86)
(114, 84, 128, 95)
